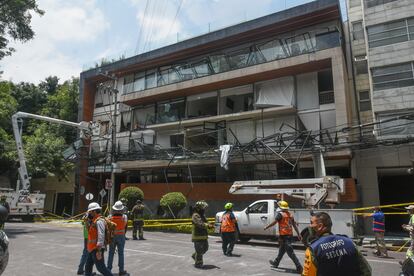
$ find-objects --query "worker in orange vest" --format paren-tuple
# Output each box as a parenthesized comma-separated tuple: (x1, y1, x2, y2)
(220, 202, 238, 256)
(107, 201, 128, 275)
(84, 202, 113, 276)
(264, 200, 303, 274)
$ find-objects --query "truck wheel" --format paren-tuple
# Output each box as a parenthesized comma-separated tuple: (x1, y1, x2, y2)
(236, 230, 251, 243)
(22, 215, 34, 222)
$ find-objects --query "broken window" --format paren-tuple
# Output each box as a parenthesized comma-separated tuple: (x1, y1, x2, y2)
(134, 72, 145, 92)
(285, 33, 315, 56)
(187, 91, 217, 119)
(209, 54, 230, 73)
(318, 69, 334, 105)
(132, 105, 155, 129)
(100, 121, 110, 136)
(170, 134, 184, 148)
(192, 59, 212, 78)
(158, 66, 181, 86)
(95, 89, 103, 108)
(220, 85, 254, 115)
(145, 70, 157, 89)
(119, 111, 132, 132)
(156, 99, 185, 124)
(176, 64, 194, 81)
(257, 39, 288, 62)
(227, 47, 252, 69)
(123, 74, 134, 94)
(315, 31, 340, 50)
(185, 127, 217, 152)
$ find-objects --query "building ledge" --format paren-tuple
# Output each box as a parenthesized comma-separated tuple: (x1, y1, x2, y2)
(146, 105, 296, 130)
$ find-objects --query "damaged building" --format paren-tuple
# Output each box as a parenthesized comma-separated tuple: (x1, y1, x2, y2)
(77, 0, 367, 214)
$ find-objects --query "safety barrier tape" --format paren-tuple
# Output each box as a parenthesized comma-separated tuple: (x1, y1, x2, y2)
(354, 212, 408, 216)
(352, 202, 414, 211)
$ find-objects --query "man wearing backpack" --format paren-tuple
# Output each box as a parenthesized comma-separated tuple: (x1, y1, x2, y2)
(107, 201, 128, 276)
(84, 202, 113, 276)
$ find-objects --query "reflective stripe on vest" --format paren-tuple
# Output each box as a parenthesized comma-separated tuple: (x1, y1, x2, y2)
(372, 212, 385, 232)
(220, 212, 236, 233)
(87, 215, 101, 252)
(111, 214, 126, 235)
(279, 211, 293, 236)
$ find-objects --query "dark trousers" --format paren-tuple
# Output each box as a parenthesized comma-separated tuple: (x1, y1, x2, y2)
(133, 220, 144, 239)
(85, 249, 113, 276)
(221, 232, 236, 255)
(77, 238, 88, 273)
(192, 240, 209, 265)
(273, 235, 302, 269)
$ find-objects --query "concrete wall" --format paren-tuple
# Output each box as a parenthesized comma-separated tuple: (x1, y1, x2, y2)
(353, 144, 414, 207)
(31, 173, 75, 212)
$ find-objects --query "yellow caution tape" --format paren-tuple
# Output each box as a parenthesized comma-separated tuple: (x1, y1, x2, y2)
(355, 212, 408, 216)
(352, 202, 414, 212)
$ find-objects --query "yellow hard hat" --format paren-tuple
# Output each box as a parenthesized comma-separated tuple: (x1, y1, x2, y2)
(278, 200, 289, 210)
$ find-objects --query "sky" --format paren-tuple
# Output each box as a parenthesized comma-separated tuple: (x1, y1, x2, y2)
(0, 0, 346, 84)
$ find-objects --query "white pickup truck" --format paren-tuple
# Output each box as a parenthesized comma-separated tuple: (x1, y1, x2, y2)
(215, 199, 355, 242)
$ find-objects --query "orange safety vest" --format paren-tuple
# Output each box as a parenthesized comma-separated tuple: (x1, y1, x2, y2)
(278, 211, 293, 236)
(111, 214, 126, 235)
(221, 212, 236, 233)
(87, 215, 102, 252)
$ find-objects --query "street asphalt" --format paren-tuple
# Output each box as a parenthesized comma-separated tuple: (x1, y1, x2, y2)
(2, 222, 404, 275)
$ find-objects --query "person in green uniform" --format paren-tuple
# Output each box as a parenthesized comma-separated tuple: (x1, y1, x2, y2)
(191, 200, 213, 268)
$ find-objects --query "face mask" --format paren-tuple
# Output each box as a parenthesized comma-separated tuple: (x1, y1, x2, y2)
(88, 213, 94, 219)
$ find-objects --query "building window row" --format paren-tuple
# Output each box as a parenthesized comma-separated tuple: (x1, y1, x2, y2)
(364, 0, 398, 9)
(368, 17, 414, 48)
(372, 61, 414, 91)
(121, 70, 334, 129)
(122, 29, 340, 94)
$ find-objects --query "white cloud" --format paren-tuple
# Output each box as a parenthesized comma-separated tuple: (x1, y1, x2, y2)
(0, 0, 109, 83)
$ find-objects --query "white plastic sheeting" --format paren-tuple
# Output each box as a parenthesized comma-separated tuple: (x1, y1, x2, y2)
(227, 120, 255, 144)
(255, 76, 294, 107)
(219, 145, 232, 170)
(296, 72, 319, 110)
(298, 112, 320, 131)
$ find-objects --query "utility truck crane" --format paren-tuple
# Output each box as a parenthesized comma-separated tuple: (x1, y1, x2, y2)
(215, 153, 355, 240)
(8, 112, 98, 221)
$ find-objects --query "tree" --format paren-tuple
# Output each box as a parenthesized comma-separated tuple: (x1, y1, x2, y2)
(0, 0, 44, 60)
(159, 192, 187, 218)
(41, 77, 79, 142)
(39, 76, 60, 95)
(0, 81, 17, 174)
(118, 187, 144, 211)
(24, 124, 74, 180)
(11, 82, 47, 116)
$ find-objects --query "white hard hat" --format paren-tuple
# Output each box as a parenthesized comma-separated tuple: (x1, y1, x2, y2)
(87, 202, 101, 212)
(112, 201, 124, 211)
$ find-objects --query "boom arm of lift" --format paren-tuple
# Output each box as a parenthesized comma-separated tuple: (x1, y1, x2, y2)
(11, 112, 95, 194)
(229, 176, 345, 209)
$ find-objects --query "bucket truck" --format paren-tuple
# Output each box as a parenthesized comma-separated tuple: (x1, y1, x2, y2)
(7, 112, 97, 221)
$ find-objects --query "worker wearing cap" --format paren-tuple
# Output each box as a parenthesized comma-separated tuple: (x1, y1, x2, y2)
(84, 202, 113, 276)
(302, 211, 371, 276)
(131, 199, 145, 240)
(403, 205, 414, 258)
(264, 200, 303, 274)
(191, 200, 214, 268)
(220, 202, 238, 256)
(107, 201, 128, 275)
(369, 207, 388, 257)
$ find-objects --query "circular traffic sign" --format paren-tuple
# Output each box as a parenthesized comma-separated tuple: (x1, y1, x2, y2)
(85, 193, 94, 201)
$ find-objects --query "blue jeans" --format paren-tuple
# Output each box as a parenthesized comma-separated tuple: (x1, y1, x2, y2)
(85, 249, 113, 276)
(78, 239, 88, 272)
(107, 234, 126, 272)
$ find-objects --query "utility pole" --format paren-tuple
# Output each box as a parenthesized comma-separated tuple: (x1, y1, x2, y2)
(110, 77, 119, 208)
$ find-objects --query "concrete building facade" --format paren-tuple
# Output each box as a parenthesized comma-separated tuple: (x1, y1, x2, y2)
(347, 0, 414, 233)
(78, 0, 360, 216)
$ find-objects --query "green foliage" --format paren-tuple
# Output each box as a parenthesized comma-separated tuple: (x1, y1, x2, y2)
(0, 81, 17, 174)
(0, 0, 44, 60)
(11, 82, 47, 119)
(24, 124, 74, 180)
(160, 192, 187, 218)
(118, 187, 144, 210)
